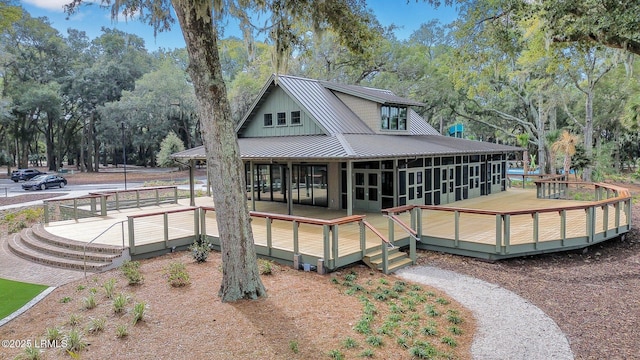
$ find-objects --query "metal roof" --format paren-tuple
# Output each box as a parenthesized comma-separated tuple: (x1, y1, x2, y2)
(172, 134, 519, 161)
(321, 81, 426, 107)
(408, 108, 440, 135)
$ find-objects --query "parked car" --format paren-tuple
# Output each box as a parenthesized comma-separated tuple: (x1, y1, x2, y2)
(22, 174, 67, 191)
(11, 168, 44, 182)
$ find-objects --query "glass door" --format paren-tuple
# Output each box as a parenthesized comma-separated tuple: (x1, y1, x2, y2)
(353, 170, 380, 212)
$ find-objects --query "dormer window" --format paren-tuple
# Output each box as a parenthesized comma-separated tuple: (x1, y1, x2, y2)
(381, 105, 407, 130)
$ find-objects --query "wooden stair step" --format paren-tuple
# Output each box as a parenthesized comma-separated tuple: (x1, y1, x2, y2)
(385, 257, 414, 274)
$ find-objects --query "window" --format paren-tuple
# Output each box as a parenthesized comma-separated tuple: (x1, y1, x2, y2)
(277, 112, 286, 125)
(263, 113, 273, 127)
(291, 111, 301, 125)
(380, 105, 408, 130)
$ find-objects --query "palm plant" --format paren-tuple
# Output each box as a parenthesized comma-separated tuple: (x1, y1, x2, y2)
(551, 130, 578, 180)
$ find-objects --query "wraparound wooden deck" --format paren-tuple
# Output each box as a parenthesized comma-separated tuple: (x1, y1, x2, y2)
(43, 186, 631, 267)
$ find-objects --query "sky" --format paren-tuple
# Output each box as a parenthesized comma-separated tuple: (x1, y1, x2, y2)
(19, 0, 458, 51)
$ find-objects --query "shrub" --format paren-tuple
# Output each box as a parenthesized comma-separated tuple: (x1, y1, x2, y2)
(165, 261, 191, 287)
(132, 302, 148, 325)
(82, 294, 97, 310)
(87, 317, 107, 333)
(68, 313, 82, 327)
(19, 345, 42, 360)
(113, 293, 129, 314)
(45, 327, 63, 342)
(121, 261, 144, 285)
(258, 259, 275, 275)
(342, 337, 358, 349)
(116, 324, 129, 338)
(103, 278, 116, 299)
(65, 328, 88, 352)
(289, 340, 299, 354)
(328, 349, 344, 360)
(189, 241, 211, 263)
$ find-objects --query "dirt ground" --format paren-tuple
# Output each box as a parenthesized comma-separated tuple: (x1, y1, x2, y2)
(1, 168, 639, 359)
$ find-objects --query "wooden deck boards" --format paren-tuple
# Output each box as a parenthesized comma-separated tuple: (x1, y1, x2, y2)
(43, 189, 629, 260)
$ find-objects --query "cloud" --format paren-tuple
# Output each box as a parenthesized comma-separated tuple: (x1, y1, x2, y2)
(21, 0, 71, 12)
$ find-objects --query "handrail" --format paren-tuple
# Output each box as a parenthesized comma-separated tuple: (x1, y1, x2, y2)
(127, 207, 198, 219)
(84, 220, 127, 278)
(250, 211, 365, 226)
(89, 185, 177, 195)
(384, 214, 419, 239)
(362, 219, 393, 247)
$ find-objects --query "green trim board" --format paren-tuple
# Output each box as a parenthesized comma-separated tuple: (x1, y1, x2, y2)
(0, 278, 48, 319)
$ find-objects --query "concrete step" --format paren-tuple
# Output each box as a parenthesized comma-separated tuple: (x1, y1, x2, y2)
(31, 224, 122, 255)
(8, 234, 112, 272)
(20, 228, 119, 263)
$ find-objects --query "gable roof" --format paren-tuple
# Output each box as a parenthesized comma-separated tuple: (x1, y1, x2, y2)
(321, 81, 426, 107)
(236, 74, 437, 136)
(236, 74, 375, 136)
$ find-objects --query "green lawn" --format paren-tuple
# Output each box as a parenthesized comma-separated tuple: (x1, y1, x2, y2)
(0, 278, 49, 319)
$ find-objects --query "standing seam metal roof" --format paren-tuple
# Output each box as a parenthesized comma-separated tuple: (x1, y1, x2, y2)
(172, 134, 519, 161)
(276, 75, 375, 135)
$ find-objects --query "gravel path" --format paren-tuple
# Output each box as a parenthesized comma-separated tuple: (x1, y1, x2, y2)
(397, 266, 574, 360)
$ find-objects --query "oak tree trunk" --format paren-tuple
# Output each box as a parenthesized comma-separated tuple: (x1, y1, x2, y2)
(172, 0, 266, 302)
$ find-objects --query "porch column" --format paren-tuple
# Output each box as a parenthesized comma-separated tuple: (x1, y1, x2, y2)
(250, 161, 256, 211)
(287, 161, 293, 215)
(347, 160, 353, 216)
(189, 159, 195, 206)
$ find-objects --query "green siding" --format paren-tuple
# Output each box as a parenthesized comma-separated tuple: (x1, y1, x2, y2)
(242, 87, 325, 137)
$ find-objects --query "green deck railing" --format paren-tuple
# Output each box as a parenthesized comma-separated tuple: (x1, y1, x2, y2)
(409, 181, 632, 260)
(43, 186, 179, 224)
(200, 206, 379, 273)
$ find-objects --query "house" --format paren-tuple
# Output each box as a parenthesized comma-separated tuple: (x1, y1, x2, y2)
(173, 74, 520, 215)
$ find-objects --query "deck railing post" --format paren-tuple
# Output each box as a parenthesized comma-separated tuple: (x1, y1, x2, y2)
(454, 211, 460, 247)
(128, 217, 136, 255)
(560, 210, 567, 246)
(602, 205, 609, 236)
(533, 212, 539, 249)
(100, 195, 107, 216)
(155, 189, 159, 206)
(163, 213, 169, 249)
(382, 238, 389, 275)
(200, 208, 206, 241)
(586, 207, 594, 242)
(90, 198, 96, 214)
(503, 214, 510, 254)
(43, 202, 49, 224)
(194, 208, 200, 241)
(322, 224, 330, 269)
(359, 220, 366, 258)
(116, 192, 120, 210)
(266, 217, 272, 256)
(332, 225, 339, 266)
(174, 187, 178, 204)
(495, 214, 502, 253)
(416, 207, 422, 240)
(293, 220, 299, 255)
(73, 199, 78, 221)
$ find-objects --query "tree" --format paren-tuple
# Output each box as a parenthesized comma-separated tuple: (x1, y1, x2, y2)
(67, 0, 375, 302)
(551, 130, 578, 180)
(157, 131, 185, 168)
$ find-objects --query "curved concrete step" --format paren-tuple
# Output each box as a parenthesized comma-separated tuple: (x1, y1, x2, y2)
(8, 234, 112, 272)
(20, 228, 119, 263)
(31, 224, 122, 254)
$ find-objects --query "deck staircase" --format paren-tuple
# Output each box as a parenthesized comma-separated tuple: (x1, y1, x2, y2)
(8, 224, 126, 272)
(363, 246, 413, 274)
